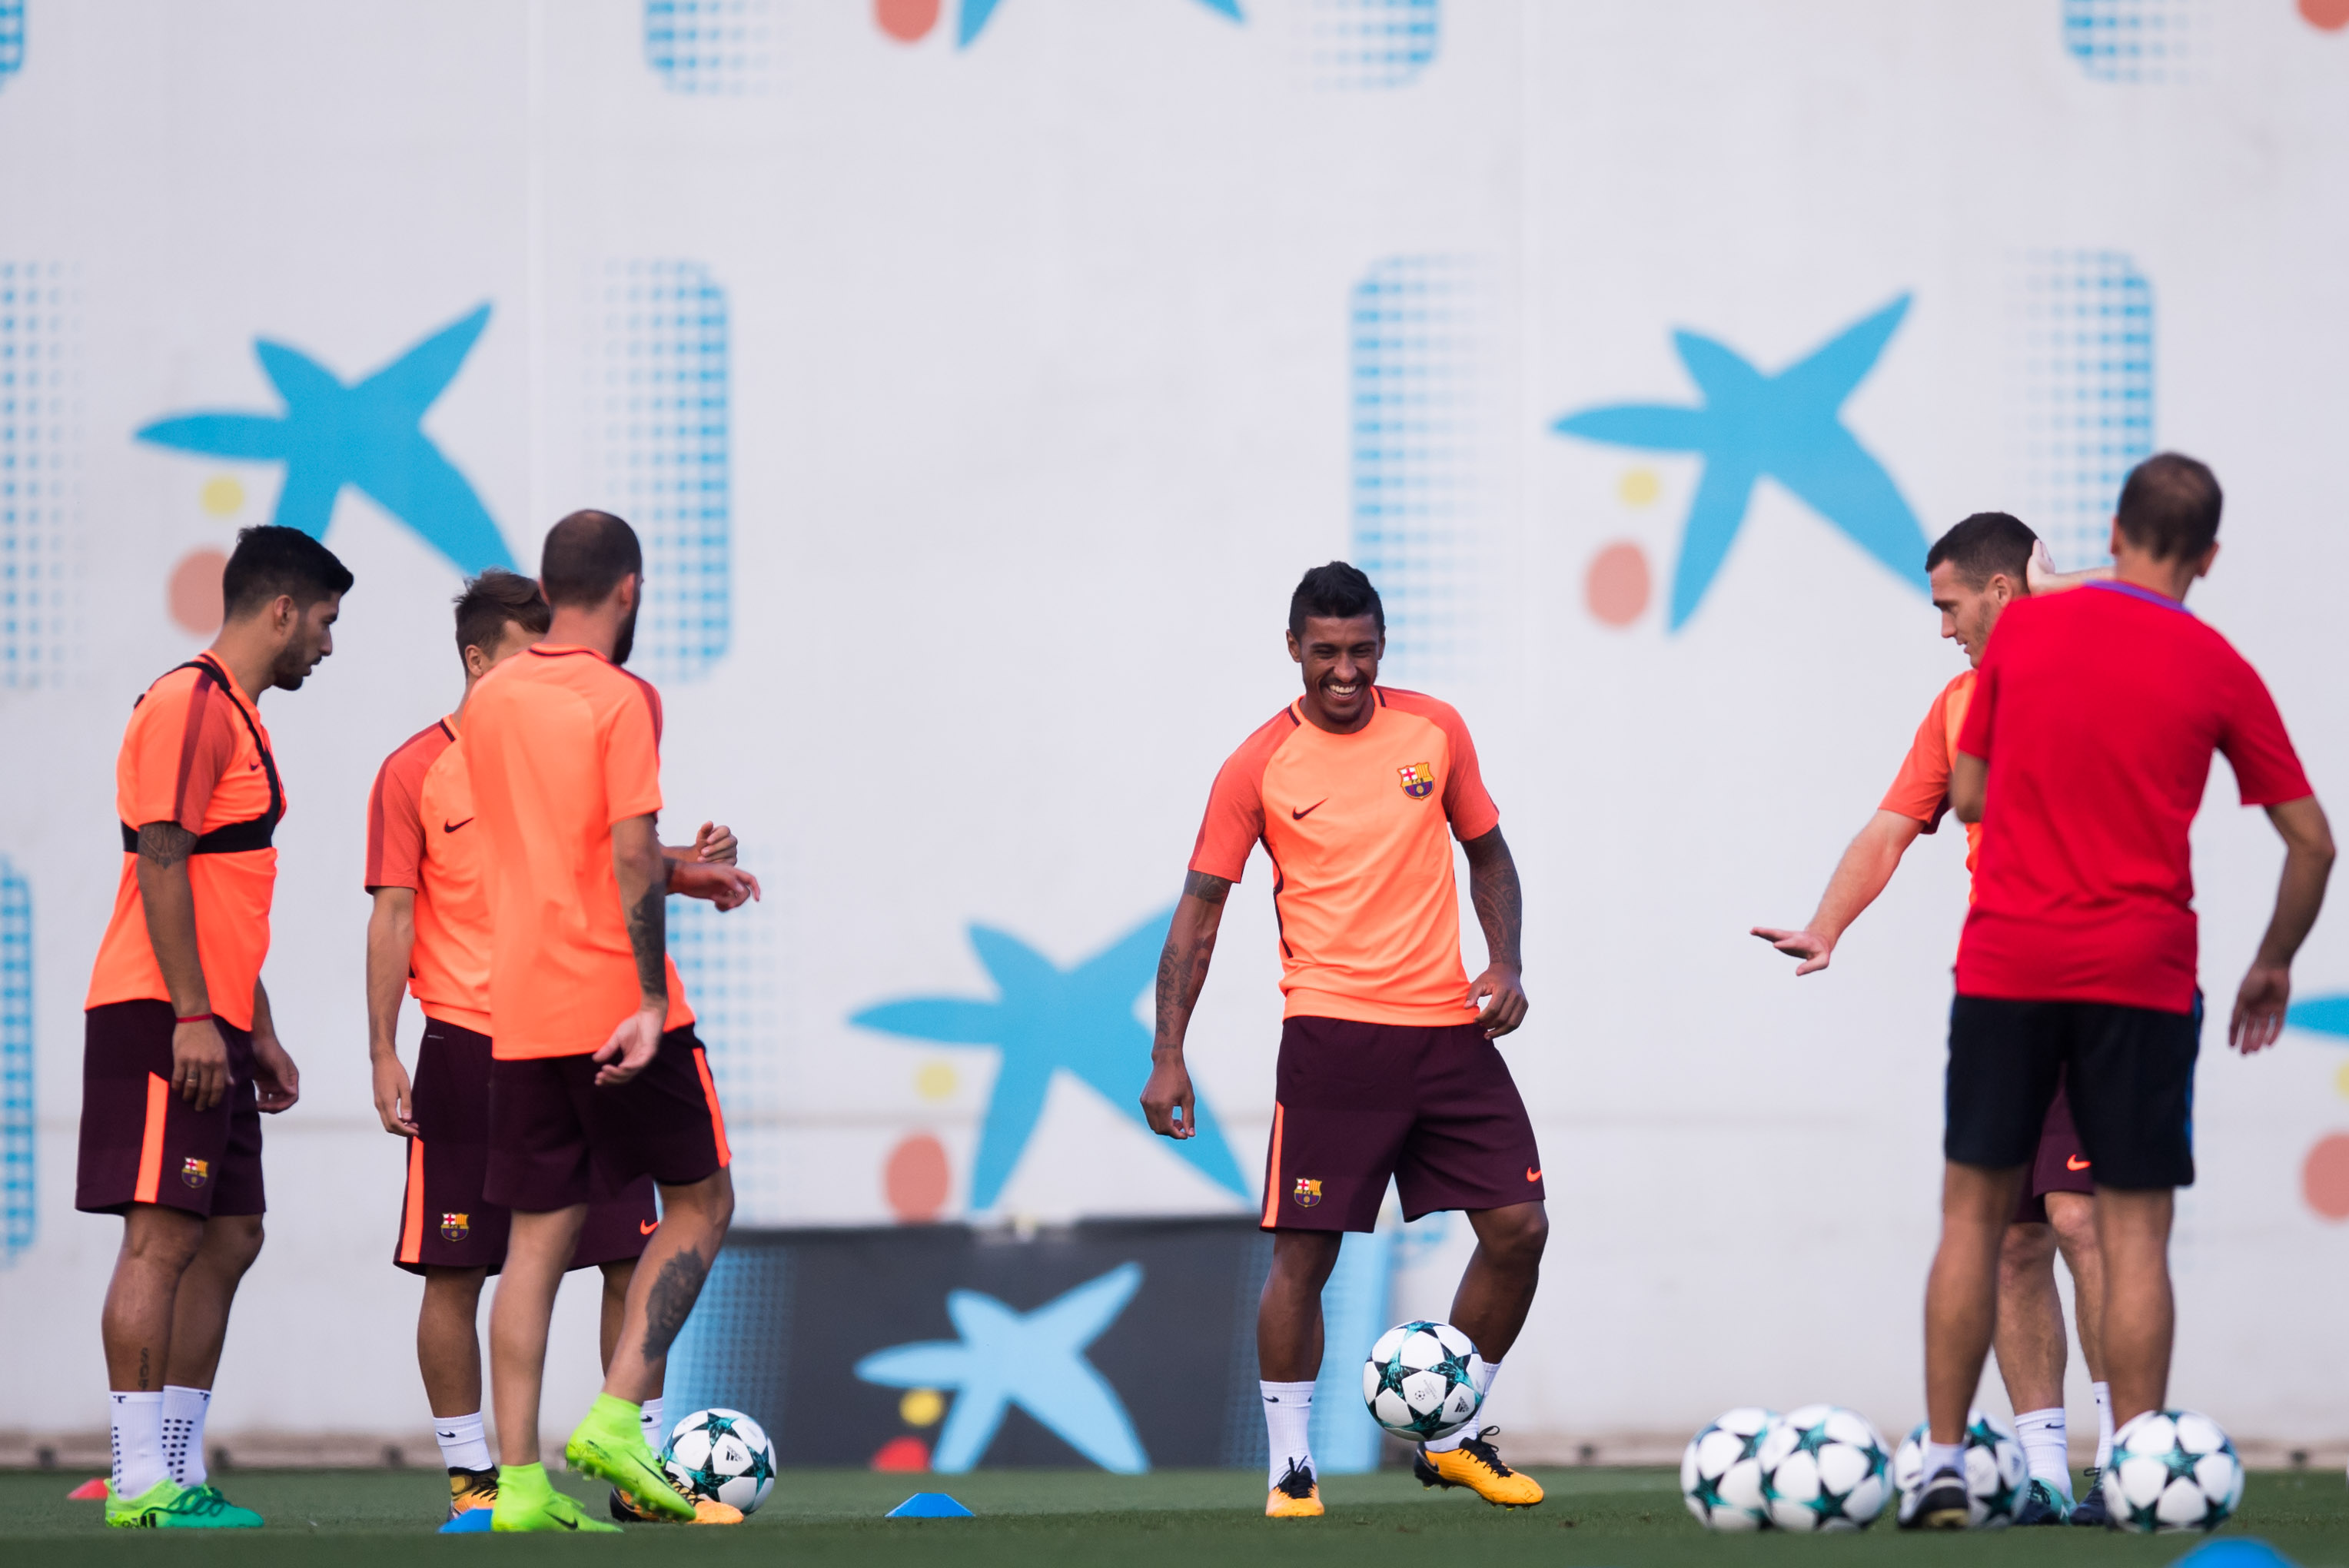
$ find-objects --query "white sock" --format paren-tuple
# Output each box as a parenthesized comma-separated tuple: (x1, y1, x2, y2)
(110, 1391, 167, 1498)
(432, 1410, 492, 1473)
(1261, 1380, 1315, 1488)
(2013, 1407, 2071, 1496)
(160, 1385, 211, 1487)
(2092, 1382, 2115, 1470)
(639, 1396, 666, 1453)
(1923, 1439, 1965, 1483)
(1423, 1357, 1502, 1453)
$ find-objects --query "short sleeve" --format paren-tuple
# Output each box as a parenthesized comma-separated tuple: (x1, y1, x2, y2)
(365, 746, 427, 892)
(601, 680, 665, 826)
(2218, 656, 2313, 807)
(1434, 708, 1500, 842)
(121, 674, 238, 835)
(1188, 747, 1270, 884)
(1879, 684, 1955, 830)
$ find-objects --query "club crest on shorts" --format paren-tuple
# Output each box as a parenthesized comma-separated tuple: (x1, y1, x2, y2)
(441, 1213, 470, 1241)
(180, 1158, 210, 1189)
(1397, 762, 1435, 800)
(1291, 1177, 1323, 1208)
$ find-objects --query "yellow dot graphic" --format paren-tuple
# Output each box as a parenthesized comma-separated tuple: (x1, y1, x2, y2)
(1618, 468, 1661, 508)
(2334, 1060, 2349, 1101)
(200, 475, 245, 517)
(916, 1061, 959, 1101)
(900, 1389, 945, 1427)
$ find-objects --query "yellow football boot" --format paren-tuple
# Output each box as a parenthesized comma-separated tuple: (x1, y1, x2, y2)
(1265, 1460, 1322, 1518)
(447, 1467, 498, 1520)
(1415, 1428, 1543, 1507)
(607, 1484, 743, 1524)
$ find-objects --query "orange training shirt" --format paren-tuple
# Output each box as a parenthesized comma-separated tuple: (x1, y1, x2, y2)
(1189, 686, 1500, 1026)
(1878, 669, 1983, 893)
(460, 646, 693, 1059)
(364, 717, 495, 1034)
(86, 655, 284, 1031)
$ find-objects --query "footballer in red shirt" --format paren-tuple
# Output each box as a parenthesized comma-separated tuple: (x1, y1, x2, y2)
(1911, 456, 2334, 1529)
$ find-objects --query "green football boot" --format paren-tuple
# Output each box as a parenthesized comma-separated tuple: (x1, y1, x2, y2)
(490, 1462, 620, 1534)
(563, 1396, 693, 1523)
(105, 1476, 263, 1528)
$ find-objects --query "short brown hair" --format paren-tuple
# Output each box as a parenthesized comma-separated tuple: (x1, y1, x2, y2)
(539, 510, 643, 608)
(1925, 512, 2037, 590)
(454, 568, 550, 664)
(2115, 453, 2222, 563)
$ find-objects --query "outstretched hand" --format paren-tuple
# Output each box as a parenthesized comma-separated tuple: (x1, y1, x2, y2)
(1751, 925, 1832, 976)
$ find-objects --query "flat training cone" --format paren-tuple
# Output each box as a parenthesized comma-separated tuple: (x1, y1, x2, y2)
(437, 1509, 494, 1533)
(887, 1492, 974, 1518)
(68, 1477, 111, 1501)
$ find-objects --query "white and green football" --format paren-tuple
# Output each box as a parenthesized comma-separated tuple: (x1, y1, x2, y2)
(1891, 1410, 2025, 1528)
(1360, 1321, 1484, 1442)
(1757, 1404, 1892, 1530)
(660, 1407, 776, 1515)
(1680, 1407, 1779, 1531)
(2102, 1410, 2244, 1533)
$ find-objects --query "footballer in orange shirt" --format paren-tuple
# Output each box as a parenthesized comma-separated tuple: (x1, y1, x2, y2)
(1141, 563, 1543, 1518)
(1753, 512, 2116, 1526)
(459, 511, 757, 1534)
(77, 527, 350, 1529)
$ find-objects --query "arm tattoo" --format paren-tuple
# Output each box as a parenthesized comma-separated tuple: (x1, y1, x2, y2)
(1180, 870, 1231, 905)
(137, 822, 197, 869)
(1153, 872, 1231, 1040)
(640, 1247, 710, 1360)
(625, 881, 668, 1004)
(1464, 829, 1523, 968)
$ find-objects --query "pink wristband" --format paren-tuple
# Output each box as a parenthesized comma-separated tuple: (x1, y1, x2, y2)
(175, 1012, 214, 1025)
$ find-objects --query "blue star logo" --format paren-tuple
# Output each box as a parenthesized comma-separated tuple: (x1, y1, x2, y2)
(1553, 294, 1929, 630)
(135, 304, 513, 575)
(852, 913, 1248, 1211)
(856, 1263, 1148, 1473)
(956, 0, 1239, 48)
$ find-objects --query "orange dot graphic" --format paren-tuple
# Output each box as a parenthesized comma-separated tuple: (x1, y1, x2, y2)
(168, 549, 228, 636)
(875, 0, 940, 41)
(872, 1435, 931, 1472)
(2301, 0, 2349, 31)
(1585, 540, 1651, 628)
(2301, 1134, 2349, 1220)
(885, 1133, 950, 1223)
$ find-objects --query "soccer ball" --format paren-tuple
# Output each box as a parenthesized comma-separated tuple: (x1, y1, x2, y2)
(2101, 1410, 2244, 1533)
(1756, 1404, 1892, 1530)
(660, 1407, 776, 1515)
(1361, 1321, 1484, 1442)
(1891, 1410, 2025, 1528)
(1680, 1407, 1779, 1531)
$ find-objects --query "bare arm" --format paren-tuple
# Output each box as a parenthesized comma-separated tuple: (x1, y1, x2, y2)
(2231, 795, 2337, 1054)
(1139, 871, 1230, 1140)
(366, 887, 418, 1134)
(248, 978, 299, 1113)
(1950, 751, 1986, 825)
(1460, 826, 1527, 1038)
(2027, 538, 2111, 595)
(135, 822, 228, 1111)
(598, 812, 671, 1085)
(1752, 809, 1923, 975)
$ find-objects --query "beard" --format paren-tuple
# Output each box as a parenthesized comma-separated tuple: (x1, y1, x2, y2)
(611, 600, 640, 666)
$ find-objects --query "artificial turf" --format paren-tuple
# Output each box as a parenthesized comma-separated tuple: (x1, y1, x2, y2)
(2, 1466, 2342, 1566)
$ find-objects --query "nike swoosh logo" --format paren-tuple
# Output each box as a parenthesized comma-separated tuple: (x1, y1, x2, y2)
(640, 1220, 658, 1234)
(1292, 800, 1327, 819)
(2066, 1155, 2091, 1171)
(437, 1430, 457, 1440)
(443, 818, 473, 833)
(1526, 1167, 1542, 1182)
(554, 1515, 578, 1531)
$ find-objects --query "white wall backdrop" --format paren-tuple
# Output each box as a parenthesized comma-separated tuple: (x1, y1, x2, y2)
(2, 0, 2347, 1454)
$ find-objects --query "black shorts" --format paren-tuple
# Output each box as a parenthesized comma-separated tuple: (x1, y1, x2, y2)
(394, 1018, 660, 1274)
(1262, 1015, 1544, 1234)
(2012, 1073, 2097, 1224)
(484, 1025, 730, 1214)
(1948, 995, 2199, 1191)
(77, 1002, 265, 1218)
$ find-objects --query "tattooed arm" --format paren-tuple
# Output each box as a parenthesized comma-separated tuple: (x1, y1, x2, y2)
(1460, 826, 1528, 1038)
(136, 822, 230, 1110)
(598, 812, 671, 1086)
(1139, 870, 1230, 1141)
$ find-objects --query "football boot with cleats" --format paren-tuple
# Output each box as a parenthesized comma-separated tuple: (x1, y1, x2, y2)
(1265, 1459, 1322, 1518)
(1414, 1428, 1543, 1507)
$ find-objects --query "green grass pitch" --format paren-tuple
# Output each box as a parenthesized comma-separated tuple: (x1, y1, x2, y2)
(4, 1467, 2343, 1564)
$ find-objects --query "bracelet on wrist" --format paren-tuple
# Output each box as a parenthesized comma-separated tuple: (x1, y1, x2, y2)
(175, 1012, 214, 1025)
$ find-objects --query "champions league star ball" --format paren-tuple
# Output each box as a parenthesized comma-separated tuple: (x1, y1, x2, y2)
(1680, 1408, 1779, 1531)
(660, 1407, 777, 1515)
(1756, 1404, 1892, 1530)
(2102, 1410, 2244, 1533)
(1891, 1410, 2025, 1528)
(1361, 1321, 1485, 1442)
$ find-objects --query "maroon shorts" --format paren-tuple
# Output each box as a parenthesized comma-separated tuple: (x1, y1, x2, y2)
(394, 1019, 660, 1274)
(484, 1025, 729, 1214)
(77, 1002, 266, 1219)
(2012, 1073, 2096, 1224)
(1261, 1015, 1544, 1234)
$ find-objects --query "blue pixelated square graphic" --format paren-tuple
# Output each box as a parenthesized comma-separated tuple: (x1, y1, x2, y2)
(1, 262, 75, 690)
(0, 2, 22, 90)
(668, 895, 782, 1216)
(644, 0, 772, 95)
(2062, 0, 2198, 83)
(1349, 256, 1480, 683)
(603, 262, 730, 684)
(2018, 252, 2154, 570)
(1305, 0, 1438, 89)
(1, 859, 32, 1267)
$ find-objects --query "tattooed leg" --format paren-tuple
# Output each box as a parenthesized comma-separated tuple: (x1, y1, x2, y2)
(603, 1168, 734, 1403)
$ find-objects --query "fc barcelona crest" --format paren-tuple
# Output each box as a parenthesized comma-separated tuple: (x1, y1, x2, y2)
(1291, 1178, 1323, 1208)
(441, 1213, 470, 1241)
(180, 1158, 210, 1189)
(1397, 762, 1435, 800)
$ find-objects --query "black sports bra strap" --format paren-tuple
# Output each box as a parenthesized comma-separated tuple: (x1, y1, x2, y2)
(117, 656, 285, 857)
